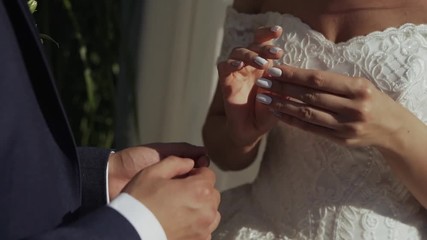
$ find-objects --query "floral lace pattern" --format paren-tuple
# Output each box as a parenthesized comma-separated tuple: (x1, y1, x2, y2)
(214, 8, 427, 240)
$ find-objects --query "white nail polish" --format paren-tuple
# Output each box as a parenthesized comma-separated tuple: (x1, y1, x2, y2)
(270, 25, 282, 32)
(269, 47, 282, 54)
(256, 78, 272, 89)
(256, 93, 272, 105)
(254, 56, 268, 66)
(268, 67, 282, 77)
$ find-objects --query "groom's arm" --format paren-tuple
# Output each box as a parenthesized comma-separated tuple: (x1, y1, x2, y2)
(76, 147, 111, 214)
(76, 147, 168, 240)
(23, 195, 167, 240)
(24, 207, 141, 240)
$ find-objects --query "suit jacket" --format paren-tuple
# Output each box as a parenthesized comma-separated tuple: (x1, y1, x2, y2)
(0, 0, 139, 239)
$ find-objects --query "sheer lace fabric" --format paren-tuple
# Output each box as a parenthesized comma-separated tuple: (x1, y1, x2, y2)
(214, 8, 427, 240)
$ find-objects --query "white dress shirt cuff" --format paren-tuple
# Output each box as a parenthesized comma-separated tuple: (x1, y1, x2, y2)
(105, 160, 111, 203)
(108, 193, 168, 240)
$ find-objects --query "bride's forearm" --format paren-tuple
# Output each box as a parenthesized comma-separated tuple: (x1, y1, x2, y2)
(376, 111, 427, 209)
(203, 115, 261, 171)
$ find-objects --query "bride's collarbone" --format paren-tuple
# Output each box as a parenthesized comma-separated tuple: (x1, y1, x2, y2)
(260, 0, 427, 15)
(261, 1, 427, 44)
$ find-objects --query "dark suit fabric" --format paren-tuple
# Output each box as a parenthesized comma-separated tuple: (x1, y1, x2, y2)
(0, 0, 139, 239)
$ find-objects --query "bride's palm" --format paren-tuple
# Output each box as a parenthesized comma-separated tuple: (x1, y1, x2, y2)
(220, 62, 277, 146)
(217, 26, 284, 146)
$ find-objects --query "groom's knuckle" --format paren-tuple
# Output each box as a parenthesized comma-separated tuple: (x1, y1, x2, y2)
(193, 231, 209, 240)
(212, 189, 221, 206)
(191, 222, 209, 238)
(195, 183, 213, 198)
(207, 207, 217, 221)
(203, 168, 216, 183)
(199, 209, 216, 227)
(142, 167, 156, 178)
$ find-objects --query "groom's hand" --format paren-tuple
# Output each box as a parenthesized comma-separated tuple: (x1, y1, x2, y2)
(108, 143, 210, 199)
(123, 157, 221, 240)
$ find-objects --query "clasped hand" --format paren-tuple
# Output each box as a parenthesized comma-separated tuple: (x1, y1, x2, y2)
(108, 143, 220, 240)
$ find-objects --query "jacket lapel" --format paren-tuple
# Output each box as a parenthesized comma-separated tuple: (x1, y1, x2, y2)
(16, 0, 41, 44)
(4, 0, 78, 162)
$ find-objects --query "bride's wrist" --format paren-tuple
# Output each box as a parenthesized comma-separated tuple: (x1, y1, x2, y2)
(374, 112, 423, 161)
(228, 130, 262, 150)
(226, 122, 263, 149)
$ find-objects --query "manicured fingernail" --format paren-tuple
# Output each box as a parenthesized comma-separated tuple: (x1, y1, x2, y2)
(256, 93, 272, 105)
(270, 25, 282, 32)
(268, 67, 282, 77)
(256, 78, 272, 89)
(254, 56, 268, 66)
(269, 47, 282, 54)
(231, 60, 243, 68)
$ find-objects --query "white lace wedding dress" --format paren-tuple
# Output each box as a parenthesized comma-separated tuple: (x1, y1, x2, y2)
(214, 8, 427, 240)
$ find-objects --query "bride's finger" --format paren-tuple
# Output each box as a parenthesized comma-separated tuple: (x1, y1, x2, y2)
(229, 47, 270, 69)
(253, 25, 283, 44)
(248, 43, 284, 60)
(217, 59, 244, 78)
(270, 110, 344, 142)
(256, 93, 366, 141)
(255, 77, 353, 114)
(255, 93, 340, 130)
(272, 111, 366, 146)
(266, 66, 367, 98)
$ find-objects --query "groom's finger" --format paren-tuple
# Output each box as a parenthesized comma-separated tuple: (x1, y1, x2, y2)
(146, 156, 195, 179)
(188, 167, 217, 186)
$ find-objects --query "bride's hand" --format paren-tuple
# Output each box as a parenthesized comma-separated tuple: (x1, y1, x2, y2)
(255, 65, 408, 148)
(217, 26, 284, 146)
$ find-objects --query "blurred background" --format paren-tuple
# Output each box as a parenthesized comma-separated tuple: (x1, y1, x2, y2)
(34, 0, 261, 191)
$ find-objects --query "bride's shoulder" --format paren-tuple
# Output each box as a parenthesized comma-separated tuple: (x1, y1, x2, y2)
(232, 0, 264, 14)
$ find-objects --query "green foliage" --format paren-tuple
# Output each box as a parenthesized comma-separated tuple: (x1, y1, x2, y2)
(27, 0, 37, 14)
(34, 0, 120, 147)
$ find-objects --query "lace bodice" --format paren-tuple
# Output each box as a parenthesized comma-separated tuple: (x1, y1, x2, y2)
(215, 8, 427, 240)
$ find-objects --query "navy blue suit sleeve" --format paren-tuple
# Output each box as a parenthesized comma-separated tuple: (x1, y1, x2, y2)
(77, 147, 112, 214)
(24, 207, 141, 240)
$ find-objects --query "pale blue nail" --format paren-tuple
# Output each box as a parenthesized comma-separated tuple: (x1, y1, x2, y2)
(256, 78, 272, 89)
(256, 93, 272, 105)
(269, 47, 282, 54)
(270, 25, 282, 32)
(268, 67, 282, 77)
(254, 56, 268, 66)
